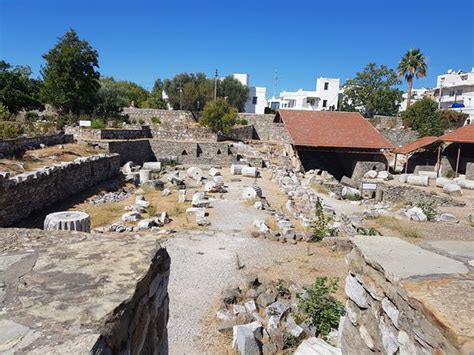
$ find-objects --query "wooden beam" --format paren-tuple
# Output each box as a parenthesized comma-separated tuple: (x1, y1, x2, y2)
(455, 145, 461, 177)
(436, 145, 441, 177)
(393, 153, 398, 172)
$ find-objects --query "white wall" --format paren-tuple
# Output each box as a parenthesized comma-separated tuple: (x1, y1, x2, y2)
(245, 86, 267, 114)
(315, 78, 340, 110)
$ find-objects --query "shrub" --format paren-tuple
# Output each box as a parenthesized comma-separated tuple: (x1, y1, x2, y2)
(438, 109, 468, 129)
(310, 197, 330, 241)
(150, 116, 161, 124)
(239, 118, 248, 126)
(145, 204, 157, 217)
(0, 103, 11, 121)
(138, 118, 145, 125)
(446, 170, 456, 178)
(276, 279, 290, 298)
(91, 118, 106, 129)
(417, 202, 437, 221)
(200, 98, 239, 134)
(24, 111, 40, 122)
(297, 277, 344, 337)
(401, 98, 444, 137)
(0, 121, 24, 139)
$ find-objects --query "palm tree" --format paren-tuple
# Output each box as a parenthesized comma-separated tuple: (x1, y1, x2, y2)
(398, 49, 427, 108)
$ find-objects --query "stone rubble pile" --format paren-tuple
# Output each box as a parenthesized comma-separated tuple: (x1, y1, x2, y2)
(217, 275, 341, 355)
(88, 190, 130, 205)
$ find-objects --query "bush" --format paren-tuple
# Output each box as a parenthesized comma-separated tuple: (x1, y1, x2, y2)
(239, 118, 248, 126)
(401, 98, 444, 137)
(310, 197, 330, 241)
(0, 121, 24, 139)
(416, 202, 437, 221)
(200, 98, 239, 134)
(24, 111, 40, 122)
(150, 116, 161, 125)
(91, 119, 106, 129)
(0, 103, 11, 121)
(297, 277, 344, 337)
(438, 109, 468, 129)
(446, 170, 456, 178)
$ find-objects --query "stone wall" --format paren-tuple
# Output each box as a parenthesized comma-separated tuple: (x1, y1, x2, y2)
(150, 125, 216, 141)
(369, 115, 403, 129)
(107, 140, 155, 164)
(0, 228, 170, 354)
(149, 140, 237, 165)
(378, 128, 418, 147)
(217, 125, 255, 141)
(92, 247, 170, 354)
(0, 133, 74, 157)
(122, 108, 197, 125)
(65, 126, 151, 140)
(378, 182, 465, 207)
(239, 113, 290, 142)
(466, 162, 474, 180)
(341, 236, 473, 354)
(351, 161, 386, 181)
(0, 154, 121, 227)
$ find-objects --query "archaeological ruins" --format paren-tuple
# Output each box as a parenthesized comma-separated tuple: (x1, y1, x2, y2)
(0, 108, 473, 354)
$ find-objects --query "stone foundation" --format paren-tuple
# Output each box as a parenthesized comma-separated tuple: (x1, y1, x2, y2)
(0, 133, 74, 157)
(0, 228, 170, 354)
(341, 236, 473, 355)
(0, 154, 121, 227)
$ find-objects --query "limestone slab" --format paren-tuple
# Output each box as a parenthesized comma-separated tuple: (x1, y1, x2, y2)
(353, 236, 469, 282)
(422, 240, 474, 263)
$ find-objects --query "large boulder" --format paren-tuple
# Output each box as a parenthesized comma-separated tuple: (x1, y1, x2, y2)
(232, 322, 263, 355)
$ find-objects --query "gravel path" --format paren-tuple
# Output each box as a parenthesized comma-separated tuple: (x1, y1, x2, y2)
(164, 173, 347, 354)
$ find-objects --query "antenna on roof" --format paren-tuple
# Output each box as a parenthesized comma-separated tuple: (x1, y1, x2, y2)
(273, 70, 278, 98)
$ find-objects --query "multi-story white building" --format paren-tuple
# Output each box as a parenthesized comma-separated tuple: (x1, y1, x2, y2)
(435, 68, 474, 123)
(400, 88, 430, 111)
(267, 77, 340, 111)
(232, 73, 267, 114)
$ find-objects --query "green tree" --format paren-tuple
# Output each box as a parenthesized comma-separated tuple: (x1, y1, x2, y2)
(143, 78, 167, 109)
(0, 60, 44, 114)
(41, 29, 100, 114)
(397, 49, 427, 108)
(341, 63, 403, 117)
(94, 81, 129, 119)
(200, 98, 241, 133)
(163, 73, 213, 113)
(217, 76, 249, 112)
(100, 77, 150, 107)
(401, 98, 444, 137)
(437, 109, 468, 129)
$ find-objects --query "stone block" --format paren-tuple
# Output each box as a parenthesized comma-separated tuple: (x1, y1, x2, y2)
(406, 175, 429, 187)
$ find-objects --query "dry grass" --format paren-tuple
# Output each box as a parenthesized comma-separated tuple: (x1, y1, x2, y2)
(82, 201, 129, 227)
(265, 217, 279, 231)
(374, 216, 420, 238)
(311, 182, 329, 194)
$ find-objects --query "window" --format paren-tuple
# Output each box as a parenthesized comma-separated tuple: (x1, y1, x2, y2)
(461, 75, 468, 81)
(252, 96, 258, 105)
(324, 82, 329, 90)
(322, 100, 328, 108)
(456, 89, 463, 96)
(307, 98, 315, 105)
(449, 90, 455, 97)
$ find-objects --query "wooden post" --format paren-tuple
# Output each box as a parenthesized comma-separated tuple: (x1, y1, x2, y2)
(455, 145, 461, 177)
(393, 153, 398, 172)
(436, 145, 441, 177)
(405, 155, 409, 174)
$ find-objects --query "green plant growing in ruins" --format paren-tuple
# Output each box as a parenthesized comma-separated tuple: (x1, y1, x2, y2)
(150, 116, 161, 124)
(284, 335, 301, 349)
(310, 197, 330, 241)
(91, 118, 106, 129)
(446, 170, 456, 179)
(297, 277, 344, 337)
(416, 202, 437, 221)
(276, 279, 291, 298)
(146, 205, 157, 217)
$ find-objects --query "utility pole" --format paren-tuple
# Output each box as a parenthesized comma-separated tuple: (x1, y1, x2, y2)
(179, 86, 183, 110)
(214, 69, 218, 100)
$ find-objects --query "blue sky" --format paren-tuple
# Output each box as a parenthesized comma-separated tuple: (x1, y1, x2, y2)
(1, 0, 473, 96)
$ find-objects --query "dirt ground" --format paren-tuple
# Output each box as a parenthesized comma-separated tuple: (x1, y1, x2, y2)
(0, 143, 104, 176)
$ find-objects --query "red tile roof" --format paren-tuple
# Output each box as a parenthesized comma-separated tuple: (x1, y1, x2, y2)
(393, 136, 439, 155)
(275, 110, 394, 150)
(439, 124, 474, 143)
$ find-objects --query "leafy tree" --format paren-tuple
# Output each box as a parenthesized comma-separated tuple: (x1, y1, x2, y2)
(200, 98, 242, 133)
(41, 29, 100, 114)
(397, 49, 427, 108)
(163, 73, 213, 113)
(401, 98, 444, 137)
(100, 77, 150, 107)
(341, 63, 403, 117)
(94, 80, 129, 119)
(0, 60, 44, 113)
(217, 76, 249, 112)
(437, 109, 468, 129)
(143, 78, 167, 109)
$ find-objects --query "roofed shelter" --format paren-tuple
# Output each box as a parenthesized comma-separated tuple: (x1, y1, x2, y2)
(274, 110, 394, 179)
(392, 136, 440, 173)
(439, 124, 474, 177)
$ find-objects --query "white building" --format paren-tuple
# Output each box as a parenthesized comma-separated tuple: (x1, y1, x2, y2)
(435, 68, 474, 123)
(232, 73, 267, 114)
(400, 88, 430, 111)
(267, 77, 340, 111)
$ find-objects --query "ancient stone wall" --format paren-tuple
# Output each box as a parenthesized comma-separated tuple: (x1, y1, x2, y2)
(149, 140, 237, 165)
(0, 133, 74, 157)
(466, 162, 474, 180)
(239, 113, 290, 142)
(0, 154, 121, 227)
(341, 236, 472, 354)
(65, 126, 151, 140)
(150, 125, 216, 141)
(91, 247, 170, 354)
(378, 182, 465, 207)
(217, 125, 255, 141)
(122, 108, 197, 125)
(369, 115, 403, 129)
(378, 128, 418, 147)
(107, 140, 155, 164)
